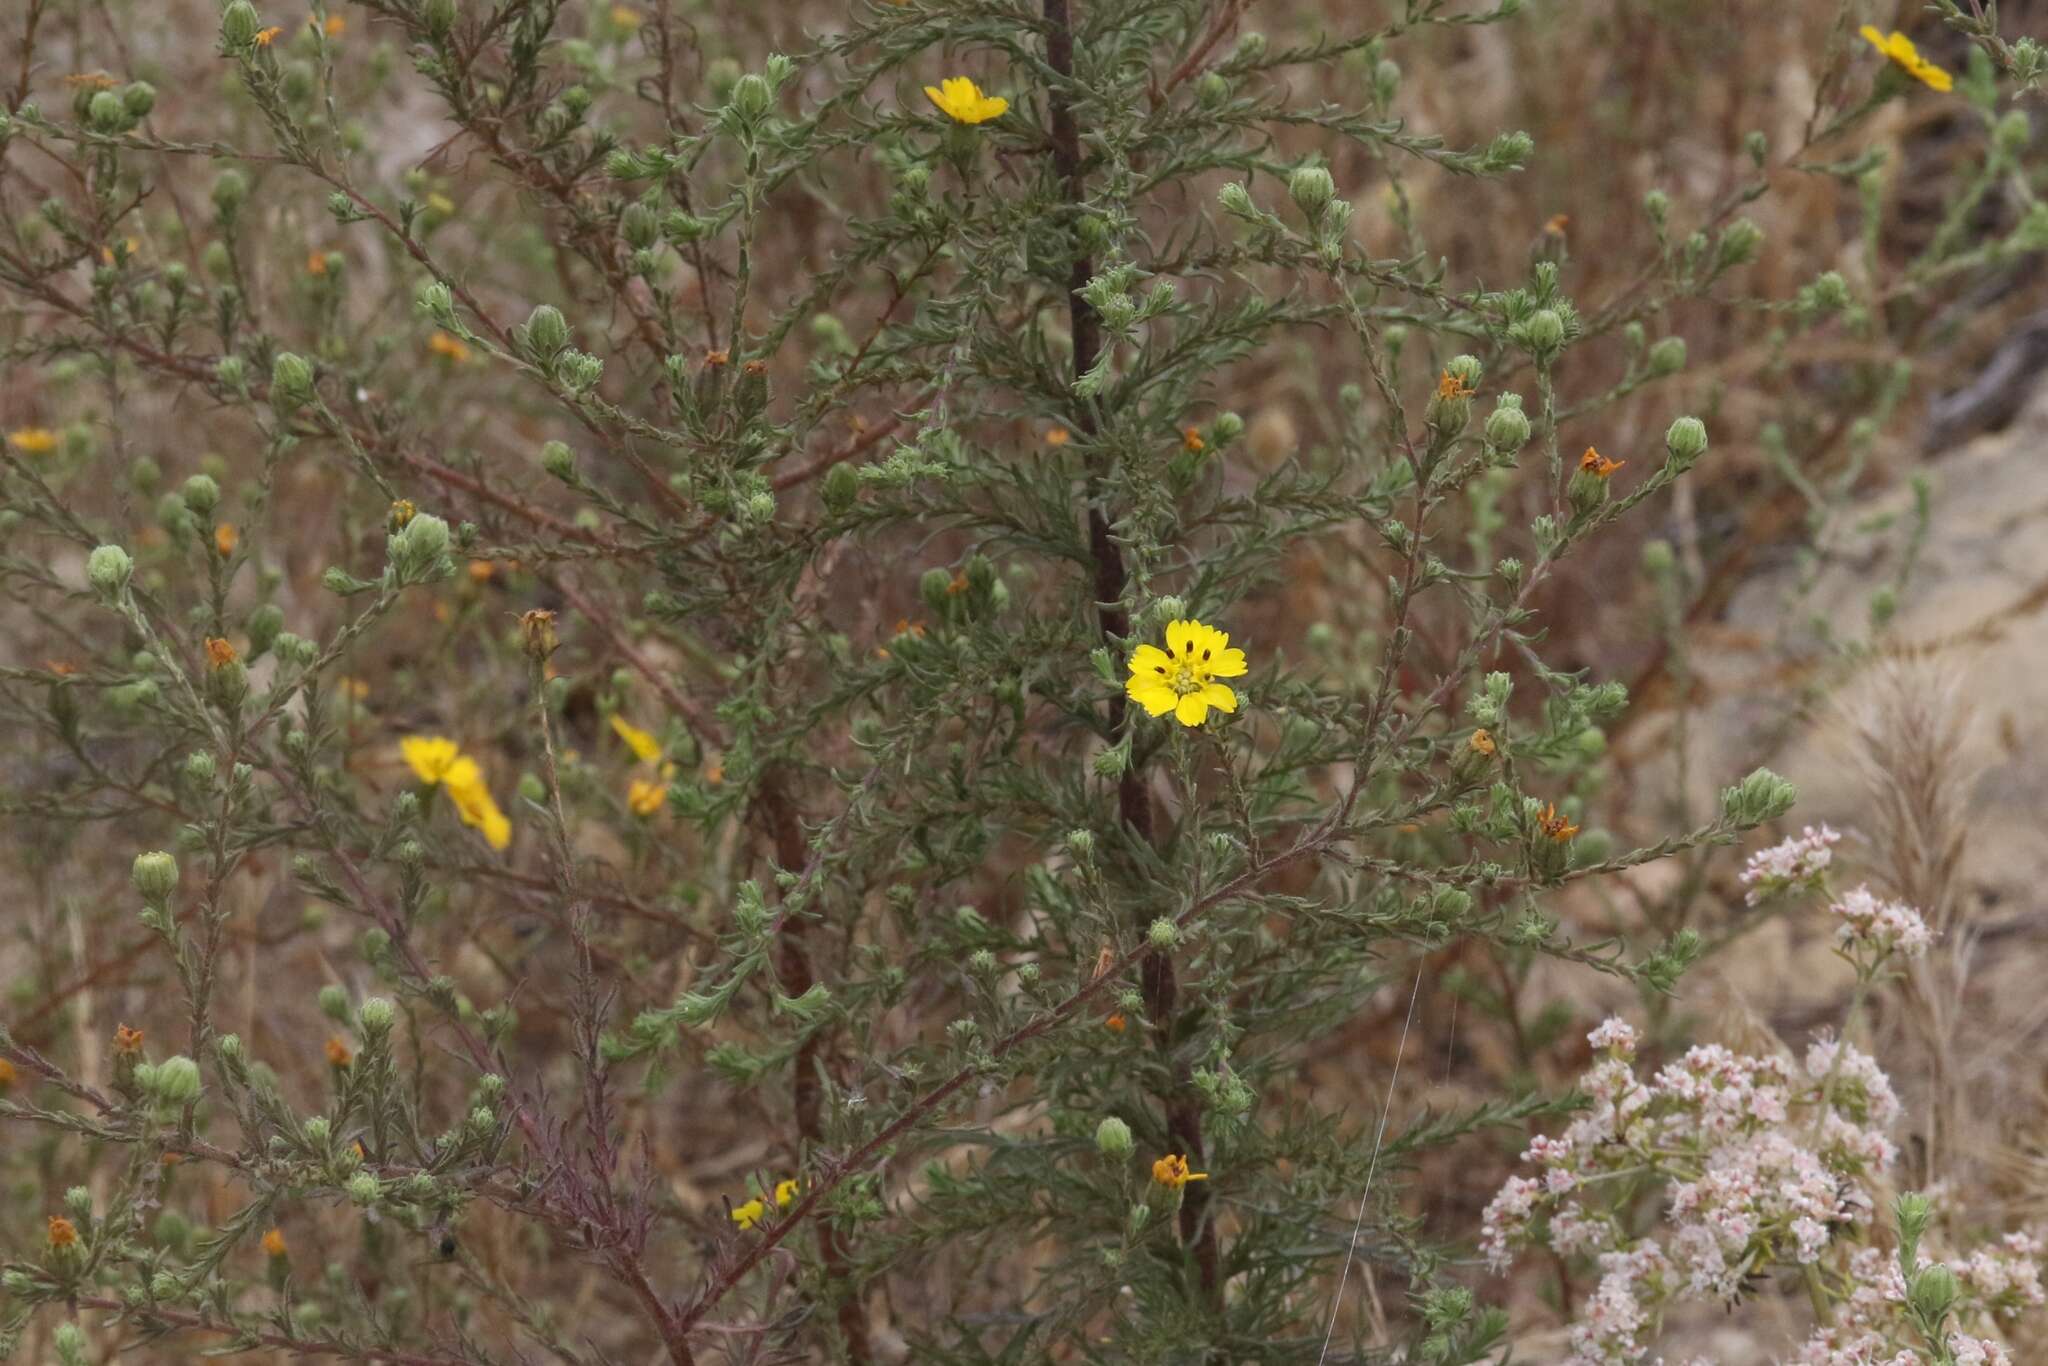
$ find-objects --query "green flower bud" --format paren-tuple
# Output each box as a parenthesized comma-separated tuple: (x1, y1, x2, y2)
(1718, 766, 1796, 828)
(620, 202, 658, 250)
(152, 1055, 202, 1105)
(1095, 1116, 1134, 1158)
(132, 850, 180, 902)
(183, 751, 217, 786)
(317, 984, 349, 1021)
(1908, 1263, 1958, 1325)
(388, 512, 452, 583)
(1519, 308, 1565, 357)
(919, 567, 954, 614)
(1484, 395, 1530, 451)
(1146, 917, 1178, 949)
(1196, 71, 1230, 105)
(122, 82, 157, 118)
(181, 473, 220, 516)
(221, 0, 260, 47)
(1641, 539, 1675, 575)
(424, 0, 456, 36)
(87, 89, 129, 132)
(216, 1033, 243, 1063)
(1995, 110, 2032, 157)
(211, 169, 248, 222)
(967, 949, 997, 975)
(1664, 415, 1709, 472)
(303, 1115, 331, 1144)
(521, 304, 569, 359)
(1647, 337, 1687, 376)
(274, 633, 318, 665)
(821, 460, 860, 513)
(245, 603, 284, 655)
(729, 73, 773, 124)
(1715, 218, 1764, 271)
(539, 440, 576, 481)
(1372, 58, 1401, 106)
(1065, 829, 1095, 858)
(1288, 164, 1337, 221)
(270, 352, 314, 411)
(1643, 188, 1669, 224)
(87, 543, 134, 601)
(346, 1172, 381, 1205)
(357, 997, 395, 1033)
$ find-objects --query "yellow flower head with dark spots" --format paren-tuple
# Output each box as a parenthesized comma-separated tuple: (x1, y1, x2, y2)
(1860, 26, 1952, 92)
(1125, 619, 1247, 728)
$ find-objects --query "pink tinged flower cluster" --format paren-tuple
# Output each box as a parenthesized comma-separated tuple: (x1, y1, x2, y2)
(1828, 885, 1933, 959)
(1741, 824, 1841, 904)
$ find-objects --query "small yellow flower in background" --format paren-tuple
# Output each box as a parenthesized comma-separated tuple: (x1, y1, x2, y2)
(609, 3, 642, 28)
(204, 637, 238, 668)
(47, 1216, 78, 1248)
(731, 1197, 767, 1230)
(214, 523, 238, 556)
(428, 330, 471, 364)
(1860, 25, 1953, 92)
(318, 14, 344, 36)
(467, 559, 496, 583)
(1468, 728, 1496, 756)
(1125, 618, 1248, 727)
(401, 735, 463, 784)
(0, 1058, 16, 1091)
(261, 1227, 288, 1257)
(425, 192, 456, 217)
(307, 250, 330, 276)
(1045, 427, 1070, 447)
(65, 72, 118, 90)
(389, 498, 417, 529)
(1437, 368, 1474, 401)
(1578, 446, 1624, 480)
(774, 1178, 800, 1208)
(7, 427, 58, 455)
(627, 778, 665, 817)
(340, 676, 370, 701)
(1182, 425, 1206, 452)
(1536, 802, 1579, 842)
(924, 76, 1008, 125)
(704, 756, 725, 786)
(610, 715, 662, 763)
(325, 1035, 353, 1067)
(1104, 1012, 1126, 1034)
(254, 25, 283, 45)
(400, 735, 513, 850)
(114, 1024, 144, 1054)
(1151, 1154, 1208, 1189)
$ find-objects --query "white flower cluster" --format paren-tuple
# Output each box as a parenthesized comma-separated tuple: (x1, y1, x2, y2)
(1740, 824, 1841, 904)
(1828, 885, 1934, 960)
(1482, 1019, 2039, 1365)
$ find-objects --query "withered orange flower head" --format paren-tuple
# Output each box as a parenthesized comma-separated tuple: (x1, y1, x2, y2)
(261, 1227, 288, 1257)
(1044, 427, 1070, 447)
(704, 349, 729, 368)
(47, 1216, 78, 1248)
(1537, 802, 1579, 842)
(1104, 1012, 1127, 1034)
(1437, 369, 1474, 401)
(204, 637, 238, 668)
(254, 25, 283, 45)
(324, 1035, 353, 1067)
(1579, 447, 1625, 480)
(1544, 213, 1571, 237)
(1182, 425, 1206, 452)
(0, 1058, 16, 1090)
(114, 1024, 145, 1054)
(214, 523, 238, 556)
(1468, 728, 1496, 756)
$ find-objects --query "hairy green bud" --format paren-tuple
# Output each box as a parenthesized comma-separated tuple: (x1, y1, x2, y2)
(1288, 164, 1336, 221)
(132, 850, 179, 902)
(221, 0, 260, 48)
(151, 1055, 202, 1106)
(1484, 395, 1530, 451)
(1664, 415, 1709, 472)
(1647, 336, 1687, 376)
(1095, 1116, 1134, 1158)
(87, 543, 133, 601)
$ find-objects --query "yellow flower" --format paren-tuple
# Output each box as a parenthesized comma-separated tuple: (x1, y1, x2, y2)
(1468, 728, 1496, 756)
(1578, 446, 1624, 480)
(610, 715, 662, 763)
(7, 427, 58, 455)
(446, 765, 512, 850)
(254, 25, 283, 45)
(215, 523, 238, 556)
(261, 1227, 288, 1257)
(401, 735, 464, 785)
(426, 193, 456, 217)
(0, 1058, 15, 1092)
(204, 637, 238, 668)
(402, 736, 511, 848)
(325, 1035, 352, 1067)
(1125, 618, 1247, 727)
(627, 778, 665, 817)
(1182, 425, 1206, 452)
(609, 3, 642, 28)
(1860, 26, 1953, 92)
(320, 14, 345, 36)
(924, 76, 1008, 125)
(774, 1178, 800, 1207)
(1536, 802, 1579, 842)
(731, 1197, 767, 1230)
(47, 1216, 78, 1248)
(1150, 1153, 1208, 1189)
(427, 330, 471, 364)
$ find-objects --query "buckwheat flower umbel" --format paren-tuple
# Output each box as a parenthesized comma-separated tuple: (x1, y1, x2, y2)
(1125, 618, 1248, 727)
(1740, 823, 1840, 904)
(924, 76, 1008, 125)
(1828, 885, 1933, 959)
(1860, 25, 1954, 92)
